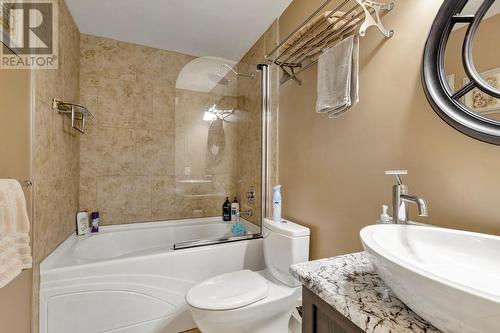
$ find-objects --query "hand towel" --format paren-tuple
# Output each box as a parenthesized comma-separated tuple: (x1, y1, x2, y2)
(0, 179, 32, 288)
(316, 35, 359, 118)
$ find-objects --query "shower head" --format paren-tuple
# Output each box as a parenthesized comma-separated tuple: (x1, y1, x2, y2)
(208, 64, 255, 85)
(208, 72, 230, 86)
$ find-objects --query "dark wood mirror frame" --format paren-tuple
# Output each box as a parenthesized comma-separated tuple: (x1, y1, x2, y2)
(422, 0, 500, 145)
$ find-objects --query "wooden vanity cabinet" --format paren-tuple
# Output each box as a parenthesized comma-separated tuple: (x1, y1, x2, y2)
(302, 287, 364, 333)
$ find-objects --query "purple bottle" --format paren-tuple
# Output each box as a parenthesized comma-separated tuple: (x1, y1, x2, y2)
(91, 211, 99, 233)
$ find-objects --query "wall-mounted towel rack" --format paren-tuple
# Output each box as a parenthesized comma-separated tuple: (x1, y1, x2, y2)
(265, 0, 395, 85)
(52, 98, 94, 134)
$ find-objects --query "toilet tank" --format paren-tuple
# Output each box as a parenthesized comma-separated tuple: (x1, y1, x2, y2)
(263, 218, 310, 287)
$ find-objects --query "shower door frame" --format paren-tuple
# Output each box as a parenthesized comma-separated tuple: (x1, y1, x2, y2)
(173, 64, 271, 250)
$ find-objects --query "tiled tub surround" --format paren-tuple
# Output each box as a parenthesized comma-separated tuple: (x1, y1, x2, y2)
(78, 31, 280, 226)
(34, 0, 81, 269)
(79, 34, 244, 224)
(290, 252, 441, 333)
(33, 1, 81, 332)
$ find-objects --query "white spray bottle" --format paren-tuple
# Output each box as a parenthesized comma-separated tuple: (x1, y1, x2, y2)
(273, 185, 282, 222)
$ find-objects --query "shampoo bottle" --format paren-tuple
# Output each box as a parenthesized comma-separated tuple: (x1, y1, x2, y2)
(91, 211, 100, 233)
(273, 185, 282, 222)
(223, 197, 231, 221)
(76, 211, 89, 236)
(231, 197, 240, 222)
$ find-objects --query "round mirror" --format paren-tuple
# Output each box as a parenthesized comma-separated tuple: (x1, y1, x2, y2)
(423, 0, 500, 144)
(445, 1, 500, 122)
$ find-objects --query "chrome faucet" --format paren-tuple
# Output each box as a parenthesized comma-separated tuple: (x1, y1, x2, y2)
(235, 209, 253, 222)
(239, 209, 253, 218)
(386, 170, 428, 224)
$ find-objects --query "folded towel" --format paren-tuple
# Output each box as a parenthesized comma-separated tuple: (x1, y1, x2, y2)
(283, 11, 358, 54)
(316, 35, 359, 118)
(0, 179, 32, 288)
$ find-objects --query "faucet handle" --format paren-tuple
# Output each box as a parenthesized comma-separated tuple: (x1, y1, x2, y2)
(385, 170, 408, 185)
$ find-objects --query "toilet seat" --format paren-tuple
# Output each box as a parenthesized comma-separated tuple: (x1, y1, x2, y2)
(186, 270, 269, 310)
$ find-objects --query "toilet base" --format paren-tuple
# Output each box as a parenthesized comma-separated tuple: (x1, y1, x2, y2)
(190, 302, 296, 333)
(189, 271, 302, 333)
(187, 270, 302, 333)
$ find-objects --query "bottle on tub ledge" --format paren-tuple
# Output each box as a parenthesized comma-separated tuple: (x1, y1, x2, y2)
(273, 185, 282, 222)
(231, 197, 240, 221)
(76, 211, 89, 236)
(222, 197, 231, 222)
(91, 211, 100, 233)
(230, 197, 246, 236)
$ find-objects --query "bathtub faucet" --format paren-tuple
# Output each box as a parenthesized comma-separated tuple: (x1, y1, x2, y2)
(238, 209, 253, 218)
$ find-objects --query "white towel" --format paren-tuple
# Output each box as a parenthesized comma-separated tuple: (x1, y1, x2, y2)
(0, 180, 32, 288)
(316, 35, 359, 118)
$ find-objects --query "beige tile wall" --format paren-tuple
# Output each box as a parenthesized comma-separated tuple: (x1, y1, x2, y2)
(79, 35, 243, 224)
(32, 0, 81, 331)
(33, 0, 80, 266)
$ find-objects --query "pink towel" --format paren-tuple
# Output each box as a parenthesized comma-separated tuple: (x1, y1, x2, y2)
(0, 179, 32, 288)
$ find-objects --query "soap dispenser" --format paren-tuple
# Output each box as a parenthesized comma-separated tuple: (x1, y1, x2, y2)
(379, 205, 392, 224)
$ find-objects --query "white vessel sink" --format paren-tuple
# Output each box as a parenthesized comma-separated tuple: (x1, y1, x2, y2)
(360, 224, 500, 333)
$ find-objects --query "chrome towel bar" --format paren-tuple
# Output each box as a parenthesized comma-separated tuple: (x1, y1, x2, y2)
(52, 98, 95, 134)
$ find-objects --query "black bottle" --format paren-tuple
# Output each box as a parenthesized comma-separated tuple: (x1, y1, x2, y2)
(222, 197, 231, 221)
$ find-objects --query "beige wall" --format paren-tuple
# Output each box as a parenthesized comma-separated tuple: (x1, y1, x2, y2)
(278, 0, 500, 260)
(32, 0, 81, 331)
(0, 68, 32, 333)
(0, 271, 32, 333)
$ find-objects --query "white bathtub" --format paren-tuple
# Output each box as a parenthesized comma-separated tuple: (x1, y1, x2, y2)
(40, 217, 264, 333)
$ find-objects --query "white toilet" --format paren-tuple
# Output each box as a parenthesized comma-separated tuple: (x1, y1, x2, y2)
(186, 218, 310, 333)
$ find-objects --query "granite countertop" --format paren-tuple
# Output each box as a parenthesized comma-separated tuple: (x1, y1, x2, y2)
(290, 252, 441, 333)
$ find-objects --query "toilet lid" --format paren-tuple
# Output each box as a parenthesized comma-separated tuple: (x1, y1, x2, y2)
(186, 270, 269, 310)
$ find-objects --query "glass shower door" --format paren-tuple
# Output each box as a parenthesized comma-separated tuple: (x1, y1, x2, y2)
(171, 55, 271, 249)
